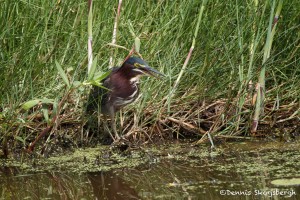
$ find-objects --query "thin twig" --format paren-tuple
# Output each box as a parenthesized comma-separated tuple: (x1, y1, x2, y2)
(166, 0, 207, 107)
(167, 117, 206, 134)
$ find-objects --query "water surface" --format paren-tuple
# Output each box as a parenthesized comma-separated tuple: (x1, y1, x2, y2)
(1, 141, 299, 199)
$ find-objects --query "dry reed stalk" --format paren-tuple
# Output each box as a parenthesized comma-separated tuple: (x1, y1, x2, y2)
(109, 0, 123, 68)
(87, 0, 93, 74)
(167, 0, 207, 103)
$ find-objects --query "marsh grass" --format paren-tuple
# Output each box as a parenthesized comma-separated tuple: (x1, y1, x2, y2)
(0, 1, 299, 153)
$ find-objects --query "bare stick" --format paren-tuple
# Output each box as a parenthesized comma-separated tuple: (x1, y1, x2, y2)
(87, 0, 93, 74)
(109, 0, 123, 68)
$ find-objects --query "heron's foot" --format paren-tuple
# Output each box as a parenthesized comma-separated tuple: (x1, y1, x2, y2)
(112, 135, 129, 144)
(111, 136, 130, 152)
(112, 135, 128, 144)
(114, 133, 121, 141)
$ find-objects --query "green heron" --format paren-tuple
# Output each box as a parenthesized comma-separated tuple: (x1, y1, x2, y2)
(87, 56, 164, 141)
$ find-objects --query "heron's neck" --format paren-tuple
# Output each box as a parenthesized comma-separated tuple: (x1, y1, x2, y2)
(130, 76, 141, 84)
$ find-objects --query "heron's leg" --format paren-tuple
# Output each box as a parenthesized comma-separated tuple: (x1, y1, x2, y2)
(103, 115, 115, 141)
(110, 114, 120, 140)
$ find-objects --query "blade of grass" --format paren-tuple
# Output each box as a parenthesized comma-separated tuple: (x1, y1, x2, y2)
(55, 60, 70, 88)
(88, 56, 98, 81)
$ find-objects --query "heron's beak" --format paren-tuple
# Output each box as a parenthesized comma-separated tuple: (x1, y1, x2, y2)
(141, 65, 165, 79)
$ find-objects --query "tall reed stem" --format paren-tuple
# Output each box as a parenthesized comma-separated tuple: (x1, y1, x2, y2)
(251, 0, 283, 133)
(87, 0, 93, 74)
(166, 0, 208, 109)
(109, 0, 123, 68)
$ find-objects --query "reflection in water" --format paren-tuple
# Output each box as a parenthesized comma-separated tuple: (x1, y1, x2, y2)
(0, 168, 92, 200)
(1, 141, 300, 199)
(122, 159, 300, 200)
(87, 171, 140, 200)
(0, 168, 139, 200)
